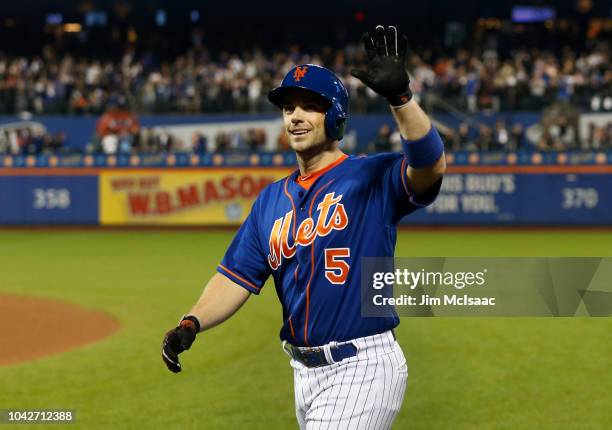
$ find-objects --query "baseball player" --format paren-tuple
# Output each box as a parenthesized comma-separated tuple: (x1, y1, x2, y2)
(162, 25, 445, 429)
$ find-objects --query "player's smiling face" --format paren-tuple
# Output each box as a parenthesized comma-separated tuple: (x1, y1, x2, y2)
(282, 89, 331, 153)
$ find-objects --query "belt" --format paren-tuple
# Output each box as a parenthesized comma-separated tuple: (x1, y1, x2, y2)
(284, 342, 358, 368)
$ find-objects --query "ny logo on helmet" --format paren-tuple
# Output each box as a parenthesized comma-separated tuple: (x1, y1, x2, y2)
(293, 66, 308, 82)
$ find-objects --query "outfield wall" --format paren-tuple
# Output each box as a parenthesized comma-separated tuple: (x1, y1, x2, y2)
(1, 165, 611, 225)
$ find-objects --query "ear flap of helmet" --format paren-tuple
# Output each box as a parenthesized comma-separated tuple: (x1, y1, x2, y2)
(325, 101, 347, 141)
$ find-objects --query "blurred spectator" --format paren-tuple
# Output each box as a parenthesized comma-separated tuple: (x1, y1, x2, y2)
(586, 122, 611, 150)
(151, 129, 177, 153)
(277, 128, 290, 152)
(0, 124, 65, 155)
(45, 132, 66, 154)
(509, 123, 525, 150)
(215, 132, 230, 153)
(493, 120, 510, 151)
(95, 97, 140, 154)
(245, 128, 267, 152)
(389, 127, 402, 152)
(192, 133, 208, 154)
(476, 125, 493, 151)
(458, 123, 477, 152)
(548, 116, 577, 150)
(369, 124, 393, 153)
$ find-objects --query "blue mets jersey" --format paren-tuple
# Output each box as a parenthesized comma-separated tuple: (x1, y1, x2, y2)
(217, 152, 441, 347)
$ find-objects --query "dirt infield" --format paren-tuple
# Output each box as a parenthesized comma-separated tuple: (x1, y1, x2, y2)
(0, 293, 120, 366)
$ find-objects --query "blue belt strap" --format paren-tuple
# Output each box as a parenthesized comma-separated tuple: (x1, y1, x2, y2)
(290, 343, 357, 368)
(330, 343, 358, 363)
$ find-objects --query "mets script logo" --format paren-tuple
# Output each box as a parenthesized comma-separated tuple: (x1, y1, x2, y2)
(293, 66, 308, 82)
(268, 192, 348, 270)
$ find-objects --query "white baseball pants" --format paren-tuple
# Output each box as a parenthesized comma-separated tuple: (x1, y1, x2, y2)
(290, 330, 408, 430)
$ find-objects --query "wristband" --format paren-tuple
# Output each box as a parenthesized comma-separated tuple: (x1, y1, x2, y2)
(386, 88, 413, 107)
(402, 126, 444, 168)
(180, 315, 201, 333)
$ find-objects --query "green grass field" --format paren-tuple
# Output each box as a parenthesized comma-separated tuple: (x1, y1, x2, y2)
(1, 230, 611, 429)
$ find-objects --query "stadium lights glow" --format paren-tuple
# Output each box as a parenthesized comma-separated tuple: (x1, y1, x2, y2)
(45, 13, 63, 25)
(63, 23, 82, 33)
(156, 10, 166, 26)
(128, 28, 138, 43)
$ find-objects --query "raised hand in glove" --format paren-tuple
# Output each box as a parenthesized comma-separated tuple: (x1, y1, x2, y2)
(351, 25, 412, 106)
(162, 315, 200, 373)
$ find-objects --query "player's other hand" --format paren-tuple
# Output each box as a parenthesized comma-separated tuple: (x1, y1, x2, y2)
(161, 315, 200, 373)
(351, 25, 412, 105)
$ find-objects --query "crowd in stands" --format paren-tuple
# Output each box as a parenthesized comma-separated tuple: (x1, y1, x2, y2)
(412, 43, 611, 114)
(370, 119, 610, 154)
(0, 31, 610, 156)
(0, 124, 66, 155)
(0, 37, 609, 116)
(2, 114, 609, 157)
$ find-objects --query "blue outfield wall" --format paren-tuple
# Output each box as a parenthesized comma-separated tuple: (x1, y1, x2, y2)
(405, 171, 611, 225)
(0, 167, 610, 225)
(0, 175, 99, 224)
(2, 113, 608, 225)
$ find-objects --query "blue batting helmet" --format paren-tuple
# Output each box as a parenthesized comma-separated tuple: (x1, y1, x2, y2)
(268, 64, 349, 141)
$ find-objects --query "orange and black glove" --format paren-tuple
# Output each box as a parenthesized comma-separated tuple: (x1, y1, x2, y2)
(161, 315, 200, 373)
(351, 25, 412, 106)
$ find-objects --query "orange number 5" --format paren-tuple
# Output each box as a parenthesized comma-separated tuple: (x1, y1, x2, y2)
(324, 248, 350, 285)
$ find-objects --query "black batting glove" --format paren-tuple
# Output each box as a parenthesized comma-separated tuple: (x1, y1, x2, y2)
(161, 315, 200, 373)
(351, 25, 412, 106)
